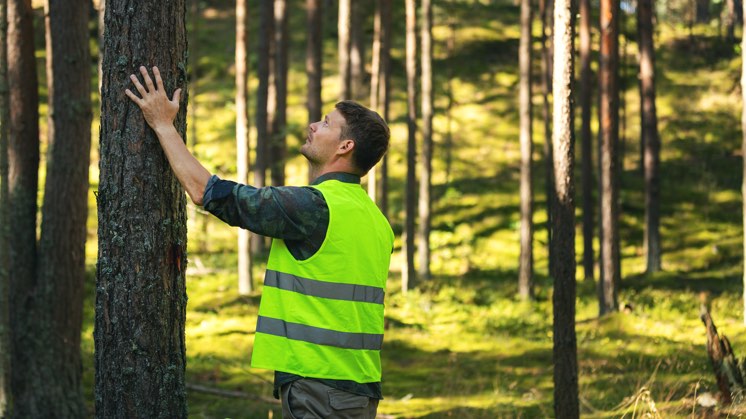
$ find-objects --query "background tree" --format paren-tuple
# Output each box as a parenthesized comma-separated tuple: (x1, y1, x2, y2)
(540, 0, 555, 277)
(270, 0, 287, 186)
(7, 0, 39, 414)
(350, 2, 366, 100)
(368, 0, 382, 202)
(418, 0, 433, 282)
(552, 0, 579, 414)
(236, 0, 253, 294)
(338, 0, 351, 100)
(95, 0, 189, 416)
(580, 0, 594, 281)
(638, 0, 662, 274)
(253, 0, 272, 254)
(599, 0, 621, 315)
(742, 0, 746, 325)
(403, 0, 418, 292)
(0, 0, 9, 412)
(306, 0, 322, 147)
(518, 0, 534, 299)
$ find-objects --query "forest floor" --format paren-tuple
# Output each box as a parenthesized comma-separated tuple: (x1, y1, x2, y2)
(72, 0, 746, 417)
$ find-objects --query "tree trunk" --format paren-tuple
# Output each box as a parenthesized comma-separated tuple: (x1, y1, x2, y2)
(599, 0, 620, 315)
(0, 0, 9, 412)
(726, 0, 736, 42)
(638, 0, 661, 274)
(580, 0, 594, 281)
(96, 0, 189, 416)
(350, 1, 365, 100)
(236, 0, 253, 295)
(368, 0, 381, 202)
(742, 0, 746, 325)
(270, 0, 287, 187)
(7, 0, 40, 414)
(552, 0, 579, 415)
(418, 0, 432, 282)
(378, 0, 392, 219)
(306, 0, 322, 141)
(98, 0, 105, 93)
(541, 0, 555, 278)
(28, 0, 92, 415)
(518, 0, 534, 299)
(253, 0, 272, 254)
(338, 0, 351, 100)
(403, 0, 417, 292)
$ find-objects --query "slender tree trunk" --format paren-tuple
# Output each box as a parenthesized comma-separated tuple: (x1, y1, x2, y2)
(403, 0, 417, 292)
(741, 0, 746, 325)
(29, 0, 92, 415)
(519, 0, 534, 299)
(0, 0, 9, 412)
(541, 0, 555, 278)
(638, 0, 661, 274)
(306, 0, 322, 138)
(188, 0, 206, 253)
(444, 22, 456, 185)
(418, 0, 432, 282)
(368, 0, 382, 203)
(95, 0, 189, 416)
(7, 0, 39, 415)
(726, 0, 736, 42)
(552, 0, 579, 415)
(338, 0, 351, 100)
(270, 0, 287, 187)
(98, 0, 105, 93)
(350, 1, 365, 100)
(236, 0, 253, 295)
(599, 0, 620, 315)
(253, 0, 272, 254)
(580, 0, 594, 281)
(378, 0, 392, 219)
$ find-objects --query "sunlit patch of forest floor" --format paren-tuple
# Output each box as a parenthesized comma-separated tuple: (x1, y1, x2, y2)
(75, 0, 746, 417)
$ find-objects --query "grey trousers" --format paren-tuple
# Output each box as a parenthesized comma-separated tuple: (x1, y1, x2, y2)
(281, 378, 379, 419)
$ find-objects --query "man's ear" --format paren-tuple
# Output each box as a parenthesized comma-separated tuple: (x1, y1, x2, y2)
(338, 139, 355, 155)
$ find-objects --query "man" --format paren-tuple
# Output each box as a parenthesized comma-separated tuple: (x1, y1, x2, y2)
(125, 66, 393, 418)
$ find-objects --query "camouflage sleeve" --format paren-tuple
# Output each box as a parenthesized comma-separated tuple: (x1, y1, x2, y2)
(202, 175, 328, 241)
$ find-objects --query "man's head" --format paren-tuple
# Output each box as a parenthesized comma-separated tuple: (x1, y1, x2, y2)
(301, 101, 390, 176)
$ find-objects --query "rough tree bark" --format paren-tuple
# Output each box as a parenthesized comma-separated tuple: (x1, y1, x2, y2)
(638, 0, 661, 274)
(552, 0, 579, 415)
(418, 0, 432, 282)
(519, 0, 534, 299)
(236, 0, 253, 295)
(580, 0, 594, 281)
(253, 0, 272, 254)
(403, 0, 417, 292)
(599, 0, 620, 315)
(7, 0, 39, 415)
(95, 0, 189, 416)
(0, 0, 9, 412)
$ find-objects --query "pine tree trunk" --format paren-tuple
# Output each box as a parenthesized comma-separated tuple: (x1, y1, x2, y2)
(541, 0, 555, 278)
(519, 0, 534, 299)
(580, 0, 594, 281)
(7, 0, 40, 414)
(418, 0, 432, 282)
(741, 0, 746, 325)
(403, 0, 417, 292)
(236, 0, 253, 295)
(306, 0, 322, 134)
(368, 0, 382, 202)
(350, 2, 366, 100)
(552, 0, 579, 414)
(27, 0, 92, 415)
(726, 0, 736, 42)
(95, 0, 188, 416)
(338, 0, 351, 100)
(599, 0, 620, 315)
(270, 0, 287, 187)
(638, 0, 661, 274)
(378, 0, 392, 219)
(0, 0, 9, 412)
(98, 0, 105, 93)
(253, 0, 272, 254)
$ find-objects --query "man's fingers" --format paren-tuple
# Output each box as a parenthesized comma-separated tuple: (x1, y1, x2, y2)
(124, 89, 143, 105)
(153, 66, 165, 92)
(172, 88, 182, 104)
(140, 66, 156, 92)
(130, 74, 147, 97)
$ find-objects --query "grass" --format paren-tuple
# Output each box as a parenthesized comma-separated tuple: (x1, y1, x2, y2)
(50, 0, 746, 417)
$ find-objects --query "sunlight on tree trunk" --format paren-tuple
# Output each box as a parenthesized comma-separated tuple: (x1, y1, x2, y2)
(418, 0, 433, 282)
(306, 0, 322, 185)
(403, 0, 418, 293)
(338, 0, 351, 100)
(368, 0, 382, 203)
(270, 0, 288, 187)
(579, 0, 594, 281)
(236, 0, 253, 295)
(540, 0, 555, 278)
(518, 0, 534, 299)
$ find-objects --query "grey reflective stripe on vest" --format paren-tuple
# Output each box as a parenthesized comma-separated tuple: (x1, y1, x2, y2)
(264, 270, 384, 305)
(256, 316, 383, 350)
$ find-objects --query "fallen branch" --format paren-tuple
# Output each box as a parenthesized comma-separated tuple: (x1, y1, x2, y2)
(700, 304, 745, 405)
(186, 382, 280, 405)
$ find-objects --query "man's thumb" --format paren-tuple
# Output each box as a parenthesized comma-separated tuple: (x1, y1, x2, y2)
(172, 88, 182, 104)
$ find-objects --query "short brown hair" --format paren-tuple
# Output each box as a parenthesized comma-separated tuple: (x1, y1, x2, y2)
(335, 101, 390, 174)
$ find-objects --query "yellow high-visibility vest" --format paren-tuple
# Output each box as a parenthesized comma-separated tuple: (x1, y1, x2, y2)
(251, 178, 394, 383)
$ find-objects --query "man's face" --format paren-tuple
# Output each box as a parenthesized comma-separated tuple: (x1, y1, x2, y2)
(301, 109, 347, 165)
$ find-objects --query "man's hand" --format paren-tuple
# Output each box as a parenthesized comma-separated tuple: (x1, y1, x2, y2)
(125, 66, 182, 132)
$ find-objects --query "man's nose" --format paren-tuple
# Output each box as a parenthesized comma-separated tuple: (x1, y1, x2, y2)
(309, 122, 318, 132)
